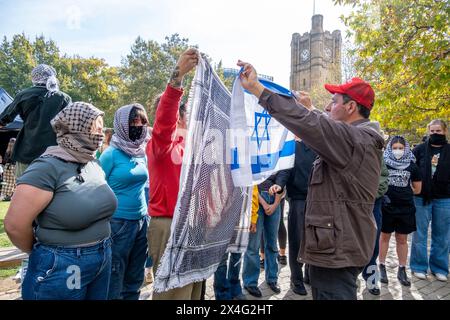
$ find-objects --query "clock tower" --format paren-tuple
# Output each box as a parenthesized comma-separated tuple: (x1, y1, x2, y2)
(290, 14, 341, 92)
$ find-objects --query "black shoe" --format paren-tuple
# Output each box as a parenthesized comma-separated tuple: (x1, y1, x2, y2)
(260, 259, 264, 269)
(292, 283, 307, 296)
(244, 286, 262, 298)
(397, 267, 411, 287)
(367, 284, 380, 296)
(267, 282, 281, 294)
(277, 255, 287, 265)
(379, 264, 389, 284)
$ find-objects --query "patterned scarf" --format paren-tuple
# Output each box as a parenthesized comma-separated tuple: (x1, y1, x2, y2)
(31, 64, 59, 97)
(383, 135, 415, 170)
(110, 103, 149, 157)
(42, 102, 104, 164)
(153, 57, 251, 293)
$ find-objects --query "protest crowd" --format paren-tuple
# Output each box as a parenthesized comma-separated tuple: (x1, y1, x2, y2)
(1, 48, 449, 300)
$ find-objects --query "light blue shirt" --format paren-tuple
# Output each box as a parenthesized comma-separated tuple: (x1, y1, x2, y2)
(99, 146, 148, 220)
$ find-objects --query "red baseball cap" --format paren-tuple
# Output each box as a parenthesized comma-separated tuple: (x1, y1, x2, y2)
(324, 77, 375, 110)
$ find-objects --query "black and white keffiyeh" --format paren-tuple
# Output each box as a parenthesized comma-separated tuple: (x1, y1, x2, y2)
(42, 102, 105, 164)
(153, 56, 251, 293)
(384, 135, 416, 170)
(110, 103, 149, 157)
(31, 64, 59, 96)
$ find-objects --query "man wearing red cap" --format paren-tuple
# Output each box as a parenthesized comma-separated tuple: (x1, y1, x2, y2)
(237, 60, 384, 300)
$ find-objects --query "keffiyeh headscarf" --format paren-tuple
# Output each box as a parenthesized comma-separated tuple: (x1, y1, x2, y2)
(383, 135, 416, 170)
(42, 102, 105, 164)
(31, 64, 59, 96)
(110, 103, 149, 157)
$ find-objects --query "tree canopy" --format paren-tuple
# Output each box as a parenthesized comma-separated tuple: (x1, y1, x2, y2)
(334, 0, 449, 141)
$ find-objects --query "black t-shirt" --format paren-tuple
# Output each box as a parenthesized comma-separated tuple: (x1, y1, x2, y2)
(430, 145, 450, 198)
(384, 162, 421, 215)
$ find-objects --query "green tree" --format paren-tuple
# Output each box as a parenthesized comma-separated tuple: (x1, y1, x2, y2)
(0, 34, 35, 95)
(59, 56, 122, 127)
(119, 34, 197, 124)
(214, 60, 234, 92)
(334, 0, 450, 142)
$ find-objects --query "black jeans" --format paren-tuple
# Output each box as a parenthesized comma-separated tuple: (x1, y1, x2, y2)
(288, 199, 306, 287)
(309, 265, 364, 300)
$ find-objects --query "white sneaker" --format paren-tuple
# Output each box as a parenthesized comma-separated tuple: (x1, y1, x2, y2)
(413, 272, 427, 280)
(434, 273, 448, 282)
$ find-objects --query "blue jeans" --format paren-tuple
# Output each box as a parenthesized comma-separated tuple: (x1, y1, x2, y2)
(22, 238, 112, 300)
(213, 252, 243, 300)
(362, 197, 382, 281)
(410, 197, 450, 276)
(243, 191, 281, 287)
(108, 216, 148, 300)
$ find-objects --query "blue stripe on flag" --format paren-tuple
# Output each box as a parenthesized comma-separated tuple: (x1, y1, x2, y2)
(231, 140, 295, 174)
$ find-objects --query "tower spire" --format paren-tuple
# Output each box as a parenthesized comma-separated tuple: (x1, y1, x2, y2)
(313, 0, 316, 15)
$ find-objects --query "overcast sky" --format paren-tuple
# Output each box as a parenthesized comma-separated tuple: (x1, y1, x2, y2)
(0, 0, 352, 87)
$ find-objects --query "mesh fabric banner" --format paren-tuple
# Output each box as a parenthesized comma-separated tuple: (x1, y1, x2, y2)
(153, 57, 251, 293)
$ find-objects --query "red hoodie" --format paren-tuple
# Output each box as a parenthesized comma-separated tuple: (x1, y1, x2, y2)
(146, 85, 184, 218)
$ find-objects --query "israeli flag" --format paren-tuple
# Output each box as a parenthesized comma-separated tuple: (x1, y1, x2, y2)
(230, 77, 295, 187)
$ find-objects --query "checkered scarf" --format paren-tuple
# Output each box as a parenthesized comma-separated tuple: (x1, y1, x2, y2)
(110, 103, 149, 157)
(384, 135, 416, 170)
(31, 64, 59, 96)
(42, 102, 105, 163)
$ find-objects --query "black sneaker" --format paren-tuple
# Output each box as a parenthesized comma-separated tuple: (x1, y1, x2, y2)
(268, 282, 281, 294)
(244, 286, 262, 298)
(277, 255, 287, 265)
(397, 267, 411, 287)
(366, 282, 381, 296)
(379, 264, 389, 284)
(292, 283, 307, 296)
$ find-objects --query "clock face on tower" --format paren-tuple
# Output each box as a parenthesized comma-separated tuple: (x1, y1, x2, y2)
(301, 49, 309, 61)
(325, 47, 332, 60)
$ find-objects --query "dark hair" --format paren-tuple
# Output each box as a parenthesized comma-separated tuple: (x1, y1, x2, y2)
(390, 136, 406, 147)
(342, 94, 370, 119)
(104, 128, 114, 144)
(179, 102, 187, 120)
(151, 94, 186, 124)
(129, 105, 148, 126)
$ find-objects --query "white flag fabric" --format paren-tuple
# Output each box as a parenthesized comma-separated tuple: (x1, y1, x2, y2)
(153, 57, 251, 293)
(230, 77, 295, 187)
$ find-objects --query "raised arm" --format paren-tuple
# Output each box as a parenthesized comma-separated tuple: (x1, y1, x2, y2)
(151, 48, 199, 157)
(237, 61, 355, 169)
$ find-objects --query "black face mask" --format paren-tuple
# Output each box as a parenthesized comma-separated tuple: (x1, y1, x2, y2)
(429, 133, 447, 146)
(129, 126, 144, 141)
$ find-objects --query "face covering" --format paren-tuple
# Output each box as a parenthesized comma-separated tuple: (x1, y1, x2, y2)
(429, 133, 447, 146)
(129, 126, 144, 141)
(392, 149, 404, 160)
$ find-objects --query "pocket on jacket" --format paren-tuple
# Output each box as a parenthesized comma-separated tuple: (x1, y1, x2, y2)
(309, 159, 323, 185)
(305, 215, 336, 254)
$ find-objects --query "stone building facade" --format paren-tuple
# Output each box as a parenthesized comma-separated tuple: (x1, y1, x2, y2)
(290, 14, 342, 91)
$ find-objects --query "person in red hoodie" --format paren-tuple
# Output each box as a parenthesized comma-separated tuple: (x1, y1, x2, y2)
(146, 48, 200, 300)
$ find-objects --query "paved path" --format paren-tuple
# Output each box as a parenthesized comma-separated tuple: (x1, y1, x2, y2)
(1, 221, 449, 300)
(139, 231, 450, 301)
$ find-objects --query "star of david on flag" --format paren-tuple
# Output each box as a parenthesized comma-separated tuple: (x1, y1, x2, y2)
(230, 77, 295, 187)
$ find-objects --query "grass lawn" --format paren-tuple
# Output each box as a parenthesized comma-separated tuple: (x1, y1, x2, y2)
(0, 266, 19, 279)
(0, 202, 18, 280)
(0, 202, 13, 248)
